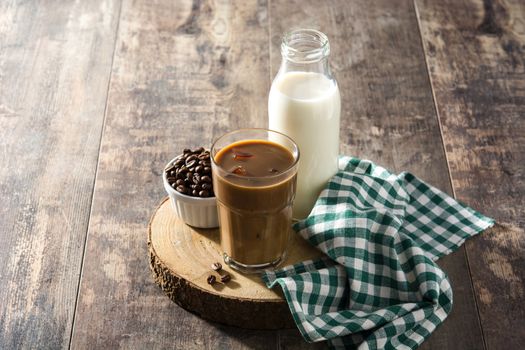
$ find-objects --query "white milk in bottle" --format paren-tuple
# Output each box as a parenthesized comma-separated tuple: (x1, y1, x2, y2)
(269, 29, 341, 219)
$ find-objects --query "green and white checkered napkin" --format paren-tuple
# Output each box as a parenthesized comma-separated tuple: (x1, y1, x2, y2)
(262, 157, 493, 349)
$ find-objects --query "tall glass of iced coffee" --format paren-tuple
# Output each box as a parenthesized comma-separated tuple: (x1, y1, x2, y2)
(211, 129, 299, 273)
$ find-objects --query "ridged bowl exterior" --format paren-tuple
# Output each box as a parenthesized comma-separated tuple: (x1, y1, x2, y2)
(163, 158, 219, 228)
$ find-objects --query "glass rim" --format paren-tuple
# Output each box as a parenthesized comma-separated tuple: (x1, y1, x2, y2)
(210, 128, 300, 181)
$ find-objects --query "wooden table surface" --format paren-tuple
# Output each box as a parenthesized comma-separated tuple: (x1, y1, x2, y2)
(1, 0, 524, 349)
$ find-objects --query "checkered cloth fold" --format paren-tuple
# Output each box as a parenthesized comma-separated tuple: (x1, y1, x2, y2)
(262, 157, 493, 349)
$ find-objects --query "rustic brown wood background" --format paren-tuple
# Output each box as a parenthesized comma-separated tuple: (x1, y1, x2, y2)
(1, 0, 523, 349)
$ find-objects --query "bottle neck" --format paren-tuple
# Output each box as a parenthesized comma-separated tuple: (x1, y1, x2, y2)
(280, 57, 330, 75)
(279, 29, 332, 77)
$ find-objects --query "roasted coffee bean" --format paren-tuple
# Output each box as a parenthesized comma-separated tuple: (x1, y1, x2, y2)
(207, 275, 216, 285)
(183, 148, 192, 154)
(195, 165, 203, 174)
(193, 175, 201, 184)
(176, 172, 186, 180)
(176, 185, 187, 193)
(199, 190, 209, 197)
(186, 172, 193, 180)
(220, 274, 231, 283)
(176, 179, 185, 186)
(192, 189, 198, 196)
(201, 175, 211, 183)
(186, 154, 197, 163)
(198, 153, 210, 160)
(201, 183, 211, 190)
(167, 176, 177, 183)
(165, 164, 177, 173)
(203, 166, 211, 174)
(169, 170, 176, 177)
(194, 147, 205, 154)
(186, 160, 196, 168)
(211, 262, 222, 271)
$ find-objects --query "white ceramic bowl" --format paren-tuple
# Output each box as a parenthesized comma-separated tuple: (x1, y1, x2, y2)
(162, 156, 219, 228)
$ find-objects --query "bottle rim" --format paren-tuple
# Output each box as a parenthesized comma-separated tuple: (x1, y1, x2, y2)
(281, 29, 330, 63)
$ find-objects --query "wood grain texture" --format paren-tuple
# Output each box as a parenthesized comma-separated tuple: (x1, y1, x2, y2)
(415, 0, 525, 348)
(70, 0, 322, 348)
(149, 198, 323, 329)
(0, 0, 120, 348)
(269, 0, 485, 349)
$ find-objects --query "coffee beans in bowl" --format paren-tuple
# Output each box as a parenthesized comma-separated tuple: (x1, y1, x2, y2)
(163, 148, 219, 228)
(165, 148, 215, 198)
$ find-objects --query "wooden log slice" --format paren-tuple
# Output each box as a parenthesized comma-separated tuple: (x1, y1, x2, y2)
(148, 197, 324, 329)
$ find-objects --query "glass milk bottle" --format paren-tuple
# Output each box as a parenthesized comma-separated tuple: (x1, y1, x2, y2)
(269, 29, 341, 219)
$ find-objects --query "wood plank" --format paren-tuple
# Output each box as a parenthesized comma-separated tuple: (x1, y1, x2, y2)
(269, 0, 485, 349)
(415, 0, 525, 348)
(0, 0, 120, 348)
(70, 0, 316, 348)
